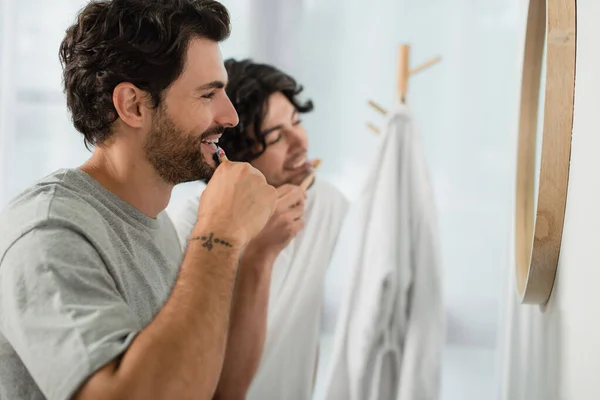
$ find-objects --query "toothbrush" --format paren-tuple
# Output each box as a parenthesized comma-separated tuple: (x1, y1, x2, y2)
(214, 146, 228, 164)
(300, 158, 322, 191)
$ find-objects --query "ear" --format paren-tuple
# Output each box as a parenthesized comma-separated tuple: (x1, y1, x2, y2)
(112, 82, 151, 129)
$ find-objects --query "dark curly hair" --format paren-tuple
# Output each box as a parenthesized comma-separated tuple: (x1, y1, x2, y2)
(59, 0, 230, 149)
(219, 59, 314, 162)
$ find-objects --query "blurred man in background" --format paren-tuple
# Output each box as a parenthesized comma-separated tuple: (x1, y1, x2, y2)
(169, 59, 349, 400)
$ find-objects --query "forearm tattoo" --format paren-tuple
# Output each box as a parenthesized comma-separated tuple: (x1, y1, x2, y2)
(190, 233, 233, 251)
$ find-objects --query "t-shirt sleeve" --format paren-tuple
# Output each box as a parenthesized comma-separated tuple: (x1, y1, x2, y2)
(0, 226, 140, 400)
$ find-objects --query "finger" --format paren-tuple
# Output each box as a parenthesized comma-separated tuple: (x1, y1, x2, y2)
(288, 195, 305, 210)
(276, 184, 297, 198)
(282, 218, 305, 241)
(275, 199, 304, 218)
(283, 205, 305, 221)
(299, 172, 315, 191)
(279, 186, 306, 209)
(276, 197, 305, 217)
(289, 198, 304, 209)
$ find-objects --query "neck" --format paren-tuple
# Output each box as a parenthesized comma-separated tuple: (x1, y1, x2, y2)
(80, 143, 173, 219)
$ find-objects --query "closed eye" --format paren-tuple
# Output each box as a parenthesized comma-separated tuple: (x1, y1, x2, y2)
(266, 133, 283, 145)
(201, 91, 216, 99)
(292, 119, 302, 126)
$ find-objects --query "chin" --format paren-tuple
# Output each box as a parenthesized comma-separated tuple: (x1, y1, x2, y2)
(174, 164, 216, 185)
(200, 168, 216, 183)
(286, 171, 310, 187)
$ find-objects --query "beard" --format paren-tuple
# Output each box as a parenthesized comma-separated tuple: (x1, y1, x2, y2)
(144, 105, 224, 185)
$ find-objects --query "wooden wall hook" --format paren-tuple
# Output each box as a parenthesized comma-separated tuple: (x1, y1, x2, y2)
(409, 56, 442, 76)
(368, 100, 388, 116)
(366, 122, 380, 134)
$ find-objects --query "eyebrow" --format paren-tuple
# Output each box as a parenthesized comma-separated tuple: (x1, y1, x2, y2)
(260, 109, 300, 136)
(195, 80, 226, 92)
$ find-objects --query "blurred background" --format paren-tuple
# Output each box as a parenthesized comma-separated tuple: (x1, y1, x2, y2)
(0, 0, 531, 399)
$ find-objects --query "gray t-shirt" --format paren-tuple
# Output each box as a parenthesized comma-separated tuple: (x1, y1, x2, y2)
(0, 169, 183, 400)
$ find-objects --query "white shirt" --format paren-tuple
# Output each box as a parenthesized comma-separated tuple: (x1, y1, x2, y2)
(168, 178, 348, 400)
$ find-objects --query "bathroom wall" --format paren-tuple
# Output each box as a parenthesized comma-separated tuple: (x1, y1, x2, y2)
(502, 1, 600, 399)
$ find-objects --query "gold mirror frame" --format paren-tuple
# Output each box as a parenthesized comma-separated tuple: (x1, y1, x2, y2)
(515, 0, 576, 305)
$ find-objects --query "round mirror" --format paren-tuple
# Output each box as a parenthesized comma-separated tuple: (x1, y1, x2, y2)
(514, 0, 576, 305)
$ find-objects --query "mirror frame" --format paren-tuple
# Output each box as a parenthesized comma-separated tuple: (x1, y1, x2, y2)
(515, 0, 576, 305)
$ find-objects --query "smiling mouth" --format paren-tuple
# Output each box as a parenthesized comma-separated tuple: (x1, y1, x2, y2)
(201, 137, 220, 145)
(200, 136, 221, 156)
(287, 157, 307, 170)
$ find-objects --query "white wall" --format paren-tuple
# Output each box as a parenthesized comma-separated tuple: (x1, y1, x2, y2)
(502, 1, 600, 399)
(545, 0, 600, 397)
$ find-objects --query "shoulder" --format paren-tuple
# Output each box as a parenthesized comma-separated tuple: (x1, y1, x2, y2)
(168, 181, 207, 217)
(167, 181, 208, 247)
(0, 170, 113, 260)
(304, 178, 349, 239)
(311, 178, 349, 212)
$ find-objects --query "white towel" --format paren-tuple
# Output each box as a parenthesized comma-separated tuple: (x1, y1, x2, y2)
(320, 105, 444, 400)
(168, 178, 348, 400)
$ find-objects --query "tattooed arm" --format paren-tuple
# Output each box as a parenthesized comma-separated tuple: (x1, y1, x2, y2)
(73, 162, 277, 400)
(212, 244, 277, 400)
(73, 225, 243, 400)
(182, 232, 275, 400)
(213, 184, 307, 399)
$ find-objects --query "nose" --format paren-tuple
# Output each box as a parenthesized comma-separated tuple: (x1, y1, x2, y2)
(216, 93, 239, 128)
(288, 125, 308, 151)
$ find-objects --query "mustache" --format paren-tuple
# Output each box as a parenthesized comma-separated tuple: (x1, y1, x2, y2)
(201, 125, 225, 139)
(286, 151, 308, 166)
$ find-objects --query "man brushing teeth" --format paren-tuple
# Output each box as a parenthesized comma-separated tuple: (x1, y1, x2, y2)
(199, 128, 224, 166)
(200, 135, 220, 155)
(169, 59, 349, 400)
(283, 153, 313, 186)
